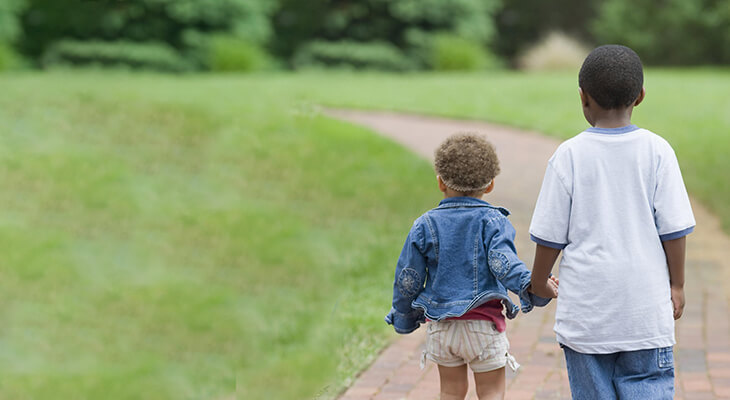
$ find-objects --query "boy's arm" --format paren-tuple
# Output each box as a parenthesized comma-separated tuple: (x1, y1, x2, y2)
(385, 220, 428, 334)
(662, 236, 686, 320)
(530, 244, 561, 298)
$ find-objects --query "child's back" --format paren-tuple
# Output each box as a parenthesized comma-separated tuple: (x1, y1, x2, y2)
(529, 44, 695, 399)
(531, 126, 694, 352)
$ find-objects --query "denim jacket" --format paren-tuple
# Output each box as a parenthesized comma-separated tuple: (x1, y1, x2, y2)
(385, 197, 551, 334)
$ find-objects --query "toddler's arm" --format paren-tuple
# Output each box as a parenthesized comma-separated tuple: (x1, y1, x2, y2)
(385, 219, 428, 334)
(662, 236, 686, 319)
(488, 218, 554, 313)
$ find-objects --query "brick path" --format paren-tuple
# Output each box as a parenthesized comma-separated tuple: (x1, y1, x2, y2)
(329, 109, 730, 400)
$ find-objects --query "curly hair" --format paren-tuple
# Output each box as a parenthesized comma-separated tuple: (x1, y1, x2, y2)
(434, 133, 500, 194)
(579, 45, 644, 109)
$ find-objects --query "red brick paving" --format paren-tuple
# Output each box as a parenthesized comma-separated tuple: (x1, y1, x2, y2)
(330, 109, 730, 400)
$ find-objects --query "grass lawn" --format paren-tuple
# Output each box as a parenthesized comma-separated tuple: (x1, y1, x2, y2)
(287, 69, 730, 232)
(1, 69, 728, 399)
(0, 73, 439, 399)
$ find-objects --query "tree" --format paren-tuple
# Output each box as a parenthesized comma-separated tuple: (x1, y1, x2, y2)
(592, 0, 730, 65)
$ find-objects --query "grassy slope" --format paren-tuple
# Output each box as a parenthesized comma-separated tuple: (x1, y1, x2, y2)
(285, 69, 730, 231)
(1, 69, 728, 399)
(0, 73, 438, 399)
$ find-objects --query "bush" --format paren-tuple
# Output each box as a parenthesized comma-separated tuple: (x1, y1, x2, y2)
(275, 0, 501, 69)
(430, 34, 495, 71)
(208, 36, 270, 72)
(0, 43, 20, 71)
(293, 40, 414, 71)
(517, 32, 590, 71)
(592, 0, 730, 65)
(41, 40, 191, 72)
(0, 0, 26, 43)
(494, 0, 599, 61)
(19, 0, 277, 69)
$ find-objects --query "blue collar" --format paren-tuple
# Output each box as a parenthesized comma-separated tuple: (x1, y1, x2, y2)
(585, 124, 639, 135)
(436, 197, 510, 216)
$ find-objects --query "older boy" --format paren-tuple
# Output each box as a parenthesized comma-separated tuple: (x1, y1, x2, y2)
(529, 45, 695, 399)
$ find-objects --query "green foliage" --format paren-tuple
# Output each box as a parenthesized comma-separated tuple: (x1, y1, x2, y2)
(208, 36, 269, 72)
(41, 40, 191, 72)
(0, 43, 20, 71)
(429, 34, 495, 71)
(293, 40, 414, 71)
(0, 0, 26, 43)
(274, 0, 501, 70)
(495, 0, 599, 60)
(592, 0, 730, 65)
(19, 0, 276, 69)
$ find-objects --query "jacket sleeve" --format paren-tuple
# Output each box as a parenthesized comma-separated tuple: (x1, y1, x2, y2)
(486, 217, 551, 314)
(385, 218, 427, 334)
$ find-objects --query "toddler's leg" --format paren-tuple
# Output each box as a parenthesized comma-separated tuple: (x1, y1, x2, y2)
(437, 364, 469, 400)
(473, 367, 505, 400)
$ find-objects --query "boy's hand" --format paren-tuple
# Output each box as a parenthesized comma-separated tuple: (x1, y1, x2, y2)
(529, 276, 559, 298)
(671, 285, 685, 320)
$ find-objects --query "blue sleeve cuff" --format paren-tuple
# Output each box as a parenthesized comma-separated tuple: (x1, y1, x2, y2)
(385, 307, 425, 334)
(659, 226, 695, 241)
(518, 274, 551, 314)
(530, 234, 568, 250)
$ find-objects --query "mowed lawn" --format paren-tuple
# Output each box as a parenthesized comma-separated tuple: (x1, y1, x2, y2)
(289, 69, 730, 232)
(1, 69, 728, 399)
(0, 73, 438, 399)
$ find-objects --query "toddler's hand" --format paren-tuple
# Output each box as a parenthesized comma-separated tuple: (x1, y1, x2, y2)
(529, 276, 559, 298)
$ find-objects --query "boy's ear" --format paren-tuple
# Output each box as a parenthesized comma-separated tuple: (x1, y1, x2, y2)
(579, 88, 589, 107)
(634, 87, 646, 107)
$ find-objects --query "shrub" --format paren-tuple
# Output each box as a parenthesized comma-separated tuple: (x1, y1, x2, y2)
(293, 40, 414, 71)
(19, 0, 277, 68)
(430, 34, 496, 71)
(0, 43, 20, 71)
(592, 0, 730, 65)
(274, 0, 501, 68)
(41, 40, 191, 72)
(0, 0, 26, 43)
(517, 32, 590, 71)
(208, 36, 270, 72)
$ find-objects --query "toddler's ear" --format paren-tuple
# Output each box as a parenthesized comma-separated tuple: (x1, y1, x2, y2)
(484, 179, 495, 194)
(437, 175, 447, 193)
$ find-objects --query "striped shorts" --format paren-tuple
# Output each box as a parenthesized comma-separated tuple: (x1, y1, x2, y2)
(422, 319, 518, 373)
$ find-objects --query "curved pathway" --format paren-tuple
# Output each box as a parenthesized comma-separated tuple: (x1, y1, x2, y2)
(329, 109, 730, 400)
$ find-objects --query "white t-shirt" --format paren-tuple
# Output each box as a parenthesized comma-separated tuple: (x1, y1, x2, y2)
(530, 125, 695, 354)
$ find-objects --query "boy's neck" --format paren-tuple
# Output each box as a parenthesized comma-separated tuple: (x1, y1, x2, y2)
(590, 108, 634, 129)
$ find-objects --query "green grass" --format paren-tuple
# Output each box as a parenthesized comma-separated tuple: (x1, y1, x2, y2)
(284, 69, 730, 231)
(1, 69, 728, 399)
(0, 73, 439, 399)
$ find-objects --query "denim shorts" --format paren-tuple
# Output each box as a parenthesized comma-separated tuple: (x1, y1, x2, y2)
(422, 320, 517, 373)
(562, 344, 674, 399)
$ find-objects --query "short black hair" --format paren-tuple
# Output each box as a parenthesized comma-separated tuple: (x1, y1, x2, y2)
(579, 45, 644, 109)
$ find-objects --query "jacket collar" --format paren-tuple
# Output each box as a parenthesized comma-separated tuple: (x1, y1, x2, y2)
(437, 197, 510, 215)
